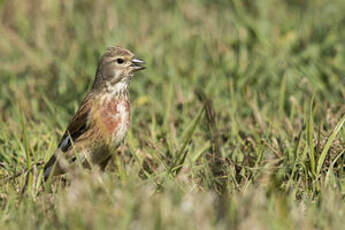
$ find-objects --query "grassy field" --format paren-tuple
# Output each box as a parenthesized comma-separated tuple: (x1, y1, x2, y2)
(1, 0, 345, 229)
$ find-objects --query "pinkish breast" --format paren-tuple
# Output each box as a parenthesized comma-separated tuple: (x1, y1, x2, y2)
(100, 99, 130, 135)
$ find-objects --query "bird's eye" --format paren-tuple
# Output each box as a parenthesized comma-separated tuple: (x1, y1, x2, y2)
(116, 58, 124, 64)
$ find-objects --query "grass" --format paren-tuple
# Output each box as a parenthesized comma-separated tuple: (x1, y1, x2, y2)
(1, 0, 345, 229)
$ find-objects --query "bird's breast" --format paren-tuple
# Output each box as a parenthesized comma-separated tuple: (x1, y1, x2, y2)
(98, 98, 130, 145)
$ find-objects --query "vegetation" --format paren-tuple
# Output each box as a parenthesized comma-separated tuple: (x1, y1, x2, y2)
(1, 0, 345, 229)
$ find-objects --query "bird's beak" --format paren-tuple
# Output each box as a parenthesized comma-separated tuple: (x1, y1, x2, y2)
(131, 58, 145, 71)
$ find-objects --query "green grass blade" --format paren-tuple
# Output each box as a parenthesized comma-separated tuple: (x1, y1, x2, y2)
(307, 96, 315, 176)
(171, 105, 205, 175)
(278, 74, 286, 119)
(325, 150, 345, 187)
(317, 115, 345, 175)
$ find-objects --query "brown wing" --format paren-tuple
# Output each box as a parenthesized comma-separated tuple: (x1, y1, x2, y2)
(59, 100, 91, 152)
(43, 95, 94, 179)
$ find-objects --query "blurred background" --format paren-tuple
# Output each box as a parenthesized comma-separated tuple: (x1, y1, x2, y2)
(1, 0, 345, 123)
(1, 0, 345, 229)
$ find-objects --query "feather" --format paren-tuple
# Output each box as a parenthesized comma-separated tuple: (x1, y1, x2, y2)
(43, 95, 94, 179)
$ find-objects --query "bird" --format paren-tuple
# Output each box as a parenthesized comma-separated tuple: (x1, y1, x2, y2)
(43, 45, 145, 180)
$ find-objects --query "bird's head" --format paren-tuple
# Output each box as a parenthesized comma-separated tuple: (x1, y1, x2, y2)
(92, 46, 145, 91)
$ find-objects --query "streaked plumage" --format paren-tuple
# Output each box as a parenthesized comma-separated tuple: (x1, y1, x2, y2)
(44, 46, 145, 179)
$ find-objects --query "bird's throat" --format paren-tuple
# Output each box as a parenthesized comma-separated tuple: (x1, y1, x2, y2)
(104, 79, 129, 100)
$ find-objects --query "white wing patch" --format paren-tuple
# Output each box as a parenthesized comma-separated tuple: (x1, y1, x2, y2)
(59, 135, 70, 150)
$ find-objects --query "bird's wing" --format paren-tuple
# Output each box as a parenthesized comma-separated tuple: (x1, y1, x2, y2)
(59, 100, 91, 152)
(43, 96, 93, 178)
